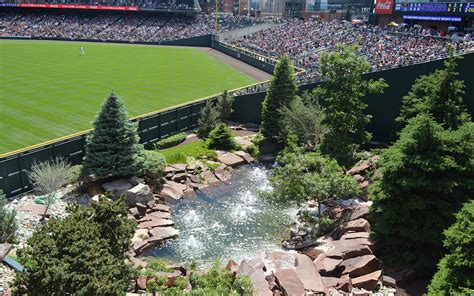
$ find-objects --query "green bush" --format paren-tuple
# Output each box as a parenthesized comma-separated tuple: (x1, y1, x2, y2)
(153, 133, 187, 150)
(67, 164, 83, 184)
(143, 150, 167, 181)
(207, 123, 237, 151)
(165, 152, 188, 165)
(0, 190, 17, 244)
(427, 200, 474, 295)
(198, 100, 220, 138)
(147, 258, 172, 272)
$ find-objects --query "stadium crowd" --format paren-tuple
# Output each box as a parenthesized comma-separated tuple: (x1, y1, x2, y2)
(0, 12, 262, 41)
(230, 19, 474, 74)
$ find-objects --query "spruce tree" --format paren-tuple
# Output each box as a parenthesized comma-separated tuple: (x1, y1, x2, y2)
(261, 55, 297, 142)
(207, 123, 237, 150)
(216, 90, 234, 120)
(427, 200, 474, 295)
(314, 45, 387, 167)
(0, 190, 17, 244)
(370, 114, 474, 273)
(397, 50, 470, 131)
(82, 93, 145, 180)
(197, 100, 220, 138)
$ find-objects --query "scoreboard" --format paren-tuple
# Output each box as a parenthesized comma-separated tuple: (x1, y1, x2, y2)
(394, 2, 474, 14)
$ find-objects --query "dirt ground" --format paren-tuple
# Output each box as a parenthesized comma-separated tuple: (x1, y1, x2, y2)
(200, 48, 272, 82)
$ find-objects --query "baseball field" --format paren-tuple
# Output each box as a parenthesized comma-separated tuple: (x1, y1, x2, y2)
(0, 40, 258, 154)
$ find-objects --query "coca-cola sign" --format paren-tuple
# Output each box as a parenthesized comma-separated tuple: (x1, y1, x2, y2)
(375, 0, 394, 14)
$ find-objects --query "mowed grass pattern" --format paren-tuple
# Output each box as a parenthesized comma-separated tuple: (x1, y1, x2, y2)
(0, 40, 257, 154)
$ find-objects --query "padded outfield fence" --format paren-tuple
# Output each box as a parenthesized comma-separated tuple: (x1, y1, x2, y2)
(1, 38, 473, 198)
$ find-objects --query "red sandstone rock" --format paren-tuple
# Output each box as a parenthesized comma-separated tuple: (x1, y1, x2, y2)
(274, 269, 305, 296)
(341, 255, 379, 278)
(352, 269, 382, 290)
(136, 276, 147, 290)
(294, 254, 327, 294)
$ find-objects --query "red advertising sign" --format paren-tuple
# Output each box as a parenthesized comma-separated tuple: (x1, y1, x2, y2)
(375, 0, 394, 14)
(18, 3, 139, 11)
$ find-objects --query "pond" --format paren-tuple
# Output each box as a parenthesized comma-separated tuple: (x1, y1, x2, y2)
(144, 165, 298, 267)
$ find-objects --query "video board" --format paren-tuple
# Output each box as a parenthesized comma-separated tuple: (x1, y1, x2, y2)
(394, 2, 473, 14)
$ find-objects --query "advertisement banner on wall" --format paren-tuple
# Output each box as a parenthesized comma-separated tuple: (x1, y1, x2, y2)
(17, 3, 139, 11)
(375, 0, 394, 14)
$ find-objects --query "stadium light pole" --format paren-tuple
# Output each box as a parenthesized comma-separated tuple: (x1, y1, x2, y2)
(215, 0, 219, 34)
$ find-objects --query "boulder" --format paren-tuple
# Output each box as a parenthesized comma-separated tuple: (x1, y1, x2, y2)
(274, 269, 305, 296)
(347, 161, 371, 175)
(340, 255, 379, 278)
(132, 240, 150, 254)
(132, 228, 150, 244)
(225, 259, 239, 273)
(338, 218, 371, 236)
(338, 244, 373, 260)
(214, 166, 232, 182)
(142, 211, 172, 220)
(340, 232, 371, 240)
(314, 254, 343, 276)
(170, 163, 187, 172)
(172, 172, 188, 183)
(388, 268, 415, 284)
(159, 182, 186, 201)
(247, 257, 265, 271)
(138, 218, 174, 229)
(0, 243, 12, 260)
(135, 203, 147, 216)
(348, 204, 370, 221)
(300, 246, 325, 260)
(352, 269, 382, 291)
(125, 183, 153, 207)
(336, 274, 352, 293)
(152, 204, 171, 212)
(321, 276, 339, 289)
(102, 179, 133, 198)
(18, 204, 47, 215)
(236, 259, 272, 296)
(136, 276, 147, 290)
(264, 251, 297, 272)
(217, 152, 246, 167)
(234, 137, 253, 149)
(331, 238, 375, 252)
(129, 207, 140, 218)
(382, 275, 397, 288)
(127, 176, 144, 186)
(294, 254, 327, 294)
(234, 151, 255, 163)
(148, 227, 179, 241)
(155, 271, 182, 287)
(201, 170, 220, 184)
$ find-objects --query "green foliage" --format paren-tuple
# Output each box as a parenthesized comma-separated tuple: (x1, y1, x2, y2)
(314, 45, 387, 167)
(427, 200, 474, 295)
(16, 194, 136, 295)
(147, 258, 173, 272)
(147, 276, 189, 295)
(67, 164, 83, 184)
(159, 140, 217, 164)
(279, 94, 327, 149)
(189, 259, 254, 295)
(397, 51, 471, 131)
(143, 150, 167, 181)
(216, 90, 234, 120)
(269, 135, 359, 221)
(207, 123, 237, 151)
(82, 93, 146, 180)
(370, 114, 474, 273)
(0, 190, 17, 244)
(153, 133, 187, 150)
(198, 100, 220, 138)
(261, 55, 297, 142)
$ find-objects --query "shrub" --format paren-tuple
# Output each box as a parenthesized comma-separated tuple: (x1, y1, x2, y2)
(0, 190, 17, 244)
(427, 200, 474, 295)
(153, 132, 187, 149)
(82, 93, 146, 180)
(15, 194, 136, 294)
(143, 150, 166, 181)
(165, 152, 188, 165)
(67, 164, 83, 184)
(207, 123, 237, 151)
(197, 100, 220, 138)
(147, 258, 172, 272)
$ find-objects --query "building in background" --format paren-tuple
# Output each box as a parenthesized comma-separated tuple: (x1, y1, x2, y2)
(375, 0, 474, 32)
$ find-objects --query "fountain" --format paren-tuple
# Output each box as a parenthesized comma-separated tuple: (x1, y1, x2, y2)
(143, 165, 297, 267)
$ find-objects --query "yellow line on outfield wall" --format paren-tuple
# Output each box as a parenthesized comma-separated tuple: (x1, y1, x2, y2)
(0, 44, 303, 159)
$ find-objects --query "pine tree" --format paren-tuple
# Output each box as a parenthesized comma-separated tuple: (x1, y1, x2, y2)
(0, 190, 17, 244)
(370, 114, 474, 273)
(427, 200, 474, 295)
(314, 45, 387, 167)
(397, 49, 470, 131)
(15, 194, 136, 294)
(207, 123, 236, 150)
(198, 100, 220, 138)
(82, 93, 145, 180)
(261, 55, 297, 142)
(216, 90, 234, 120)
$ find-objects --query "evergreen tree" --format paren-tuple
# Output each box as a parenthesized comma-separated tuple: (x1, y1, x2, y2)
(261, 55, 297, 142)
(216, 90, 234, 120)
(314, 45, 387, 167)
(0, 190, 17, 244)
(16, 194, 136, 295)
(427, 200, 474, 295)
(370, 114, 474, 273)
(397, 50, 470, 131)
(207, 123, 237, 150)
(197, 100, 220, 138)
(82, 93, 145, 180)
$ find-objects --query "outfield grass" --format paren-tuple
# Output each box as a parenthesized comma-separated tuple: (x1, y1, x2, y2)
(0, 40, 257, 154)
